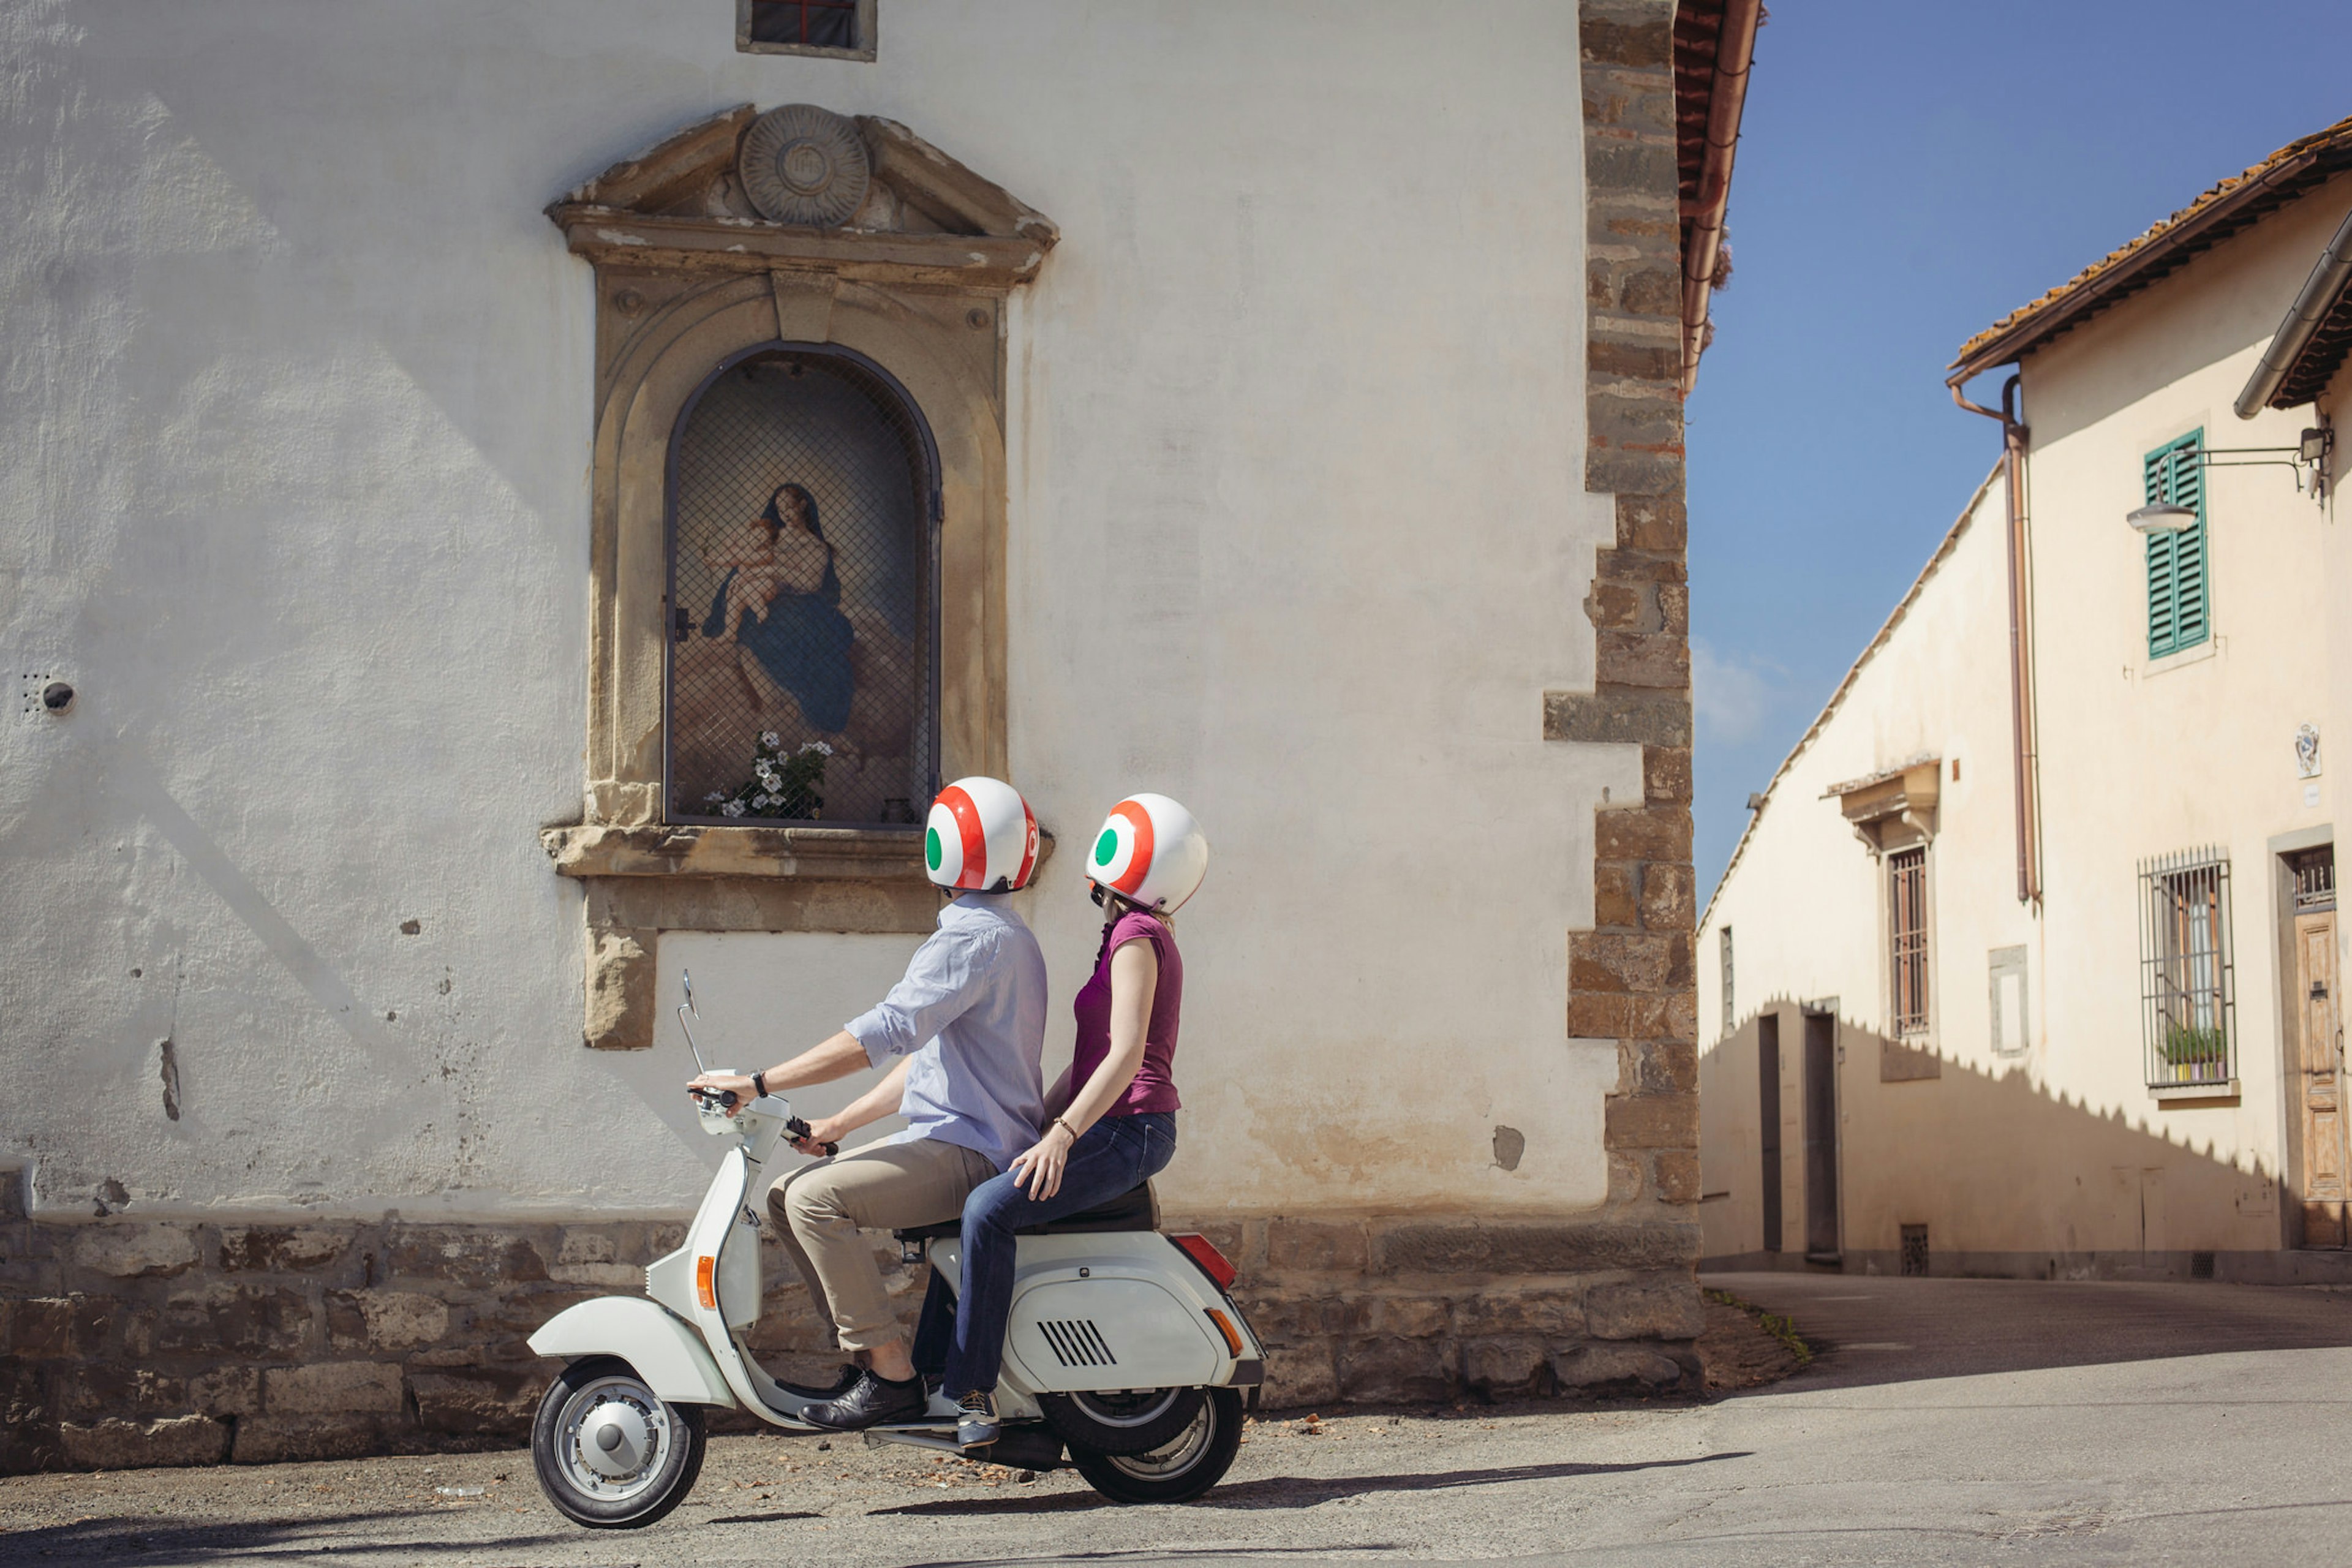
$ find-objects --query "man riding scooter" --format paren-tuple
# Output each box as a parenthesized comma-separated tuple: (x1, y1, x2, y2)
(686, 775, 1045, 1431)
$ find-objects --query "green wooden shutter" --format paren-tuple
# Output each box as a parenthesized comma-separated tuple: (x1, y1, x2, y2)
(2143, 431, 2209, 658)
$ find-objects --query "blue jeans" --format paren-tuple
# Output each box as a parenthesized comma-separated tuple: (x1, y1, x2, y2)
(930, 1111, 1176, 1398)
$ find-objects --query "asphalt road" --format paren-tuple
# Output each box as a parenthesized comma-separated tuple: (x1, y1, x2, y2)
(6, 1273, 2352, 1567)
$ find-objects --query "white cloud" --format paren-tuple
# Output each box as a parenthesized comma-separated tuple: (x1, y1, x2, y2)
(1691, 639, 1778, 746)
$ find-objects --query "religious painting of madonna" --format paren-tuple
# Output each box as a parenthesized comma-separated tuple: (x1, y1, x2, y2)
(666, 349, 935, 827)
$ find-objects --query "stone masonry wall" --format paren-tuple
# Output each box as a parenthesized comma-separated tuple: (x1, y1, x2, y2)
(3, 1167, 1707, 1474)
(1542, 0, 1705, 1343)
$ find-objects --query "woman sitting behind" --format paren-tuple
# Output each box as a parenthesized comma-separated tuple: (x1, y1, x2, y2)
(940, 793, 1210, 1451)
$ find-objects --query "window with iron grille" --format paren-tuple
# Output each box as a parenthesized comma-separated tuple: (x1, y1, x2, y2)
(2293, 845, 2337, 914)
(2143, 431, 2211, 659)
(2138, 848, 2236, 1088)
(1888, 847, 1929, 1036)
(737, 0, 875, 59)
(666, 346, 936, 828)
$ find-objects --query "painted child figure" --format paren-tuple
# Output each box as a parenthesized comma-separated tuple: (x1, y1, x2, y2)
(707, 482, 831, 638)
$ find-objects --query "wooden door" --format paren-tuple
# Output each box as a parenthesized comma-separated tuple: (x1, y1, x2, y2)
(1803, 1011, 1841, 1262)
(2298, 910, 2346, 1247)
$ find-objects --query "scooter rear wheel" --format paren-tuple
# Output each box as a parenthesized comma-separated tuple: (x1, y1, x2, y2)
(1038, 1386, 1205, 1455)
(1068, 1387, 1243, 1505)
(532, 1355, 707, 1529)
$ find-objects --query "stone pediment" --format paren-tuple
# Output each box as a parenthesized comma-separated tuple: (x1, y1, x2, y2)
(548, 104, 1058, 288)
(1825, 758, 1940, 854)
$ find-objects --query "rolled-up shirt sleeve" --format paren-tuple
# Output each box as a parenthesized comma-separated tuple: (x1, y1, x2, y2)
(845, 925, 992, 1065)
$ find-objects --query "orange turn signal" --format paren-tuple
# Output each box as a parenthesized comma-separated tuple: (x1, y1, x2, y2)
(1205, 1308, 1243, 1357)
(695, 1255, 717, 1310)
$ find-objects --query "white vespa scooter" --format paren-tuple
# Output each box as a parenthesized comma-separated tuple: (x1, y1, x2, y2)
(526, 973, 1265, 1528)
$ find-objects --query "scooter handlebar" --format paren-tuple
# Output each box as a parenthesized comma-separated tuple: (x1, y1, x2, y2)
(785, 1116, 839, 1158)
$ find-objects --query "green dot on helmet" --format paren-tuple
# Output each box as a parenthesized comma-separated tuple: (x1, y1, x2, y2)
(1093, 828, 1118, 866)
(925, 827, 943, 870)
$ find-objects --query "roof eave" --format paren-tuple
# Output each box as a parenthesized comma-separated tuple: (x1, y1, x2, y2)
(1948, 141, 2351, 385)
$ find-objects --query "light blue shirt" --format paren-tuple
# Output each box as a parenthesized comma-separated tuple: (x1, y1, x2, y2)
(845, 893, 1047, 1171)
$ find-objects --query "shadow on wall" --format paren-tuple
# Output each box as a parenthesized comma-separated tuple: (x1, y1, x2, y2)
(1698, 998, 2288, 1278)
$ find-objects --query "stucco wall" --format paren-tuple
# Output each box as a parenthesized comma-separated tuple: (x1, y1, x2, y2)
(0, 0, 1629, 1223)
(1698, 181, 2347, 1270)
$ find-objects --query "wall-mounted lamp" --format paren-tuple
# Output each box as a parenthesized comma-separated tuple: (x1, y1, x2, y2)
(2125, 422, 2334, 528)
(2125, 503, 2199, 533)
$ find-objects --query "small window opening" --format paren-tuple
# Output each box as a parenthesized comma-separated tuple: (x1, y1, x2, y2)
(1900, 1224, 1929, 1277)
(739, 0, 876, 59)
(1720, 925, 1735, 1038)
(1889, 848, 1929, 1037)
(2292, 846, 2336, 914)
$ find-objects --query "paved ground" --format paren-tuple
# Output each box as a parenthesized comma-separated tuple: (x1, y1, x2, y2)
(5, 1274, 2352, 1566)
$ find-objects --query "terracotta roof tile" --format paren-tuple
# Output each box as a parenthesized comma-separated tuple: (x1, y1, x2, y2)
(1950, 114, 2352, 381)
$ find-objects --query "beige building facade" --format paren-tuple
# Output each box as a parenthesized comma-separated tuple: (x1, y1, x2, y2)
(1699, 122, 2352, 1280)
(1, 2, 1757, 1469)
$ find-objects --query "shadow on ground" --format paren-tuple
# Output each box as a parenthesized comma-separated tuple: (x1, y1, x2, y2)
(1706, 1272, 2352, 1393)
(0, 1509, 568, 1565)
(872, 1452, 1752, 1517)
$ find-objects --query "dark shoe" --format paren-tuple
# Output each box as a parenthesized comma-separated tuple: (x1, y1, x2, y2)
(779, 1364, 860, 1400)
(803, 1370, 927, 1431)
(956, 1388, 1000, 1451)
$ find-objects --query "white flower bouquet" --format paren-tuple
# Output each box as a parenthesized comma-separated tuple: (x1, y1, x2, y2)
(706, 734, 832, 821)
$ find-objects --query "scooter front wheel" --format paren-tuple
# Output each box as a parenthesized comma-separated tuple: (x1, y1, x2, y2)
(532, 1355, 707, 1529)
(1068, 1387, 1243, 1506)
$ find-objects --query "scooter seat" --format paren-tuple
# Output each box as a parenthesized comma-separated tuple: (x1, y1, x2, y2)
(890, 1182, 1160, 1243)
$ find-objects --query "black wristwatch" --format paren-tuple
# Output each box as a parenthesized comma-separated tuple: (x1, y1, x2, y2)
(752, 1071, 769, 1099)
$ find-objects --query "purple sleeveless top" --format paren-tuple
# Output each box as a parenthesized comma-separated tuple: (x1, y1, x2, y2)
(1069, 911, 1182, 1115)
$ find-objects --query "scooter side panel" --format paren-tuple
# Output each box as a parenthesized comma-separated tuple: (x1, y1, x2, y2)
(1003, 1276, 1223, 1392)
(529, 1297, 738, 1408)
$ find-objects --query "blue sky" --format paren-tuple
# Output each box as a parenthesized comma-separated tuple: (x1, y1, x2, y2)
(1685, 0, 2352, 896)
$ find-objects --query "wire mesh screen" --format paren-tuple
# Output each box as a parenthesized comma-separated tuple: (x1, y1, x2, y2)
(1888, 848, 1929, 1036)
(2138, 847, 2236, 1088)
(667, 349, 934, 827)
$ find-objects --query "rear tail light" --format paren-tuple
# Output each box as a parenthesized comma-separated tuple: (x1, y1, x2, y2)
(1171, 1232, 1238, 1291)
(695, 1255, 718, 1310)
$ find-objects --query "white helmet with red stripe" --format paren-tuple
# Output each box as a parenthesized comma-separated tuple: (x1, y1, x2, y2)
(1085, 793, 1210, 913)
(924, 776, 1041, 892)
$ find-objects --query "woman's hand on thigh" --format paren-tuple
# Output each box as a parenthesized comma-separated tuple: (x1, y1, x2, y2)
(1009, 1122, 1077, 1200)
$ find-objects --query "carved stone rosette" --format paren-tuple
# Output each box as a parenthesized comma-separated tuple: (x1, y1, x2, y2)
(737, 104, 870, 227)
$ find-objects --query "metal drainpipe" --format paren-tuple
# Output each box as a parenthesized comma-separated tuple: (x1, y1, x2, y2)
(1950, 373, 2041, 906)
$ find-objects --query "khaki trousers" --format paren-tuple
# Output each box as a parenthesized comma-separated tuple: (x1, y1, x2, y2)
(767, 1136, 997, 1354)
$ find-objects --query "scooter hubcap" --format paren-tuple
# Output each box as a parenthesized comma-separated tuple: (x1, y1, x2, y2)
(580, 1402, 654, 1477)
(554, 1375, 671, 1500)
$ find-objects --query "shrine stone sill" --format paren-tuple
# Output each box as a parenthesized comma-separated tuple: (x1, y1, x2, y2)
(2149, 1079, 2240, 1105)
(542, 823, 927, 882)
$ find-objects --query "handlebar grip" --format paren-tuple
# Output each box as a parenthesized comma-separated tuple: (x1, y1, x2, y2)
(786, 1117, 840, 1158)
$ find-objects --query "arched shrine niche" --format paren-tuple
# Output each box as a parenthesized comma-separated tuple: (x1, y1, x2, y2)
(538, 104, 1057, 1049)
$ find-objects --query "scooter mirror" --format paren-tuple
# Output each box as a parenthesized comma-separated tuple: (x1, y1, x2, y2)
(676, 971, 712, 1077)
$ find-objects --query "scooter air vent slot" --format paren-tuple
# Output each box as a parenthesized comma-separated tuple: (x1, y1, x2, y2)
(1038, 1318, 1117, 1368)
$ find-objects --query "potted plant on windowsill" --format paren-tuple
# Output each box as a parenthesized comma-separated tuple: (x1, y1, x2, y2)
(2161, 1023, 2228, 1084)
